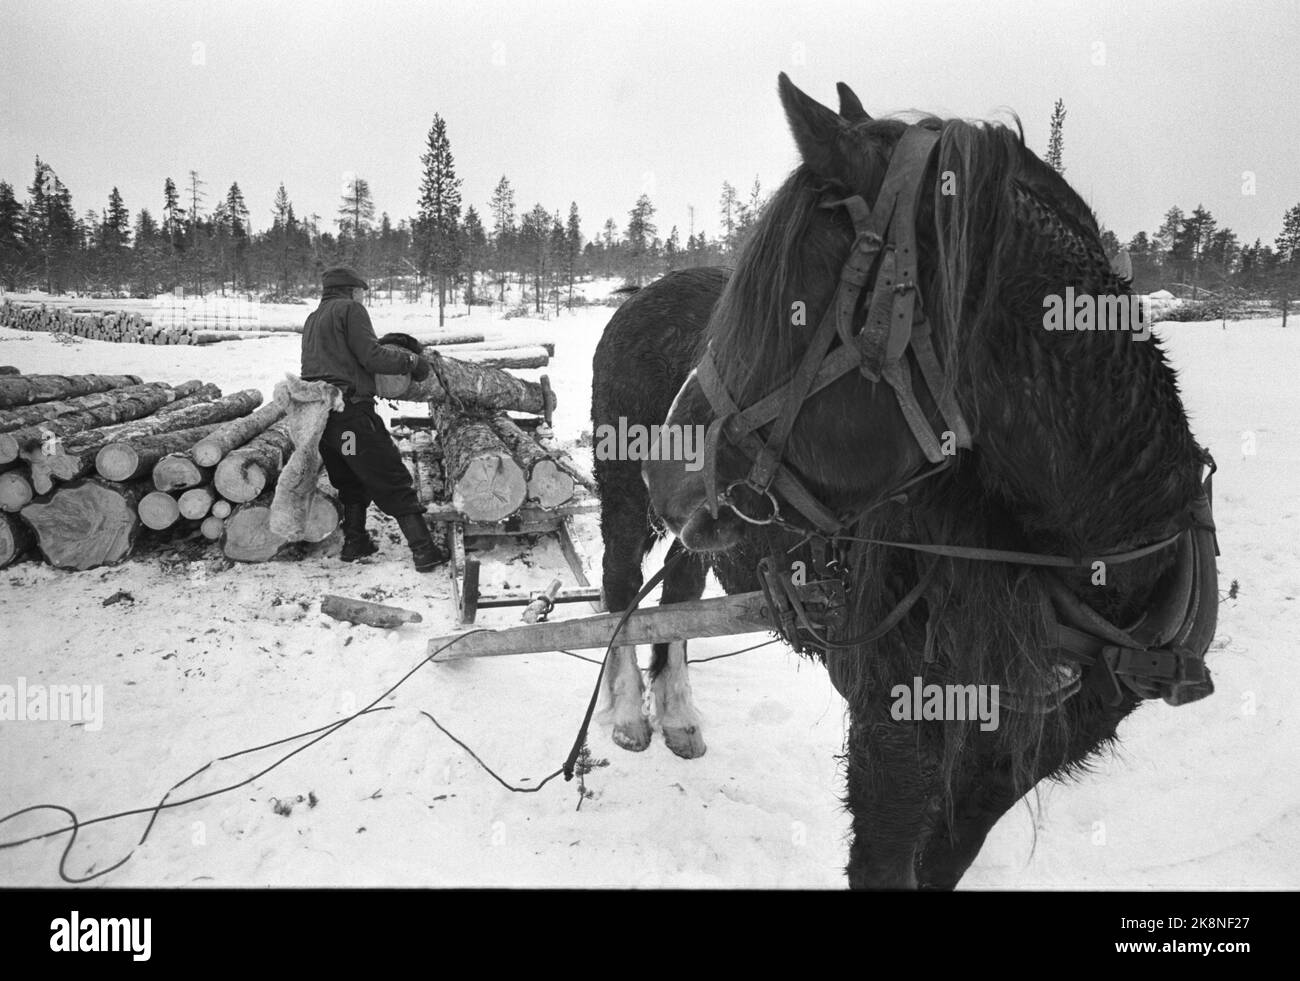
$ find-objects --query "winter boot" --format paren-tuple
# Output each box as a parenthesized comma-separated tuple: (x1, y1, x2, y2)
(396, 513, 446, 573)
(340, 502, 378, 561)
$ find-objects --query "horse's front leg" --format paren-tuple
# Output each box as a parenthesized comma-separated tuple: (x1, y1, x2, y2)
(845, 714, 936, 889)
(602, 644, 652, 751)
(653, 641, 706, 758)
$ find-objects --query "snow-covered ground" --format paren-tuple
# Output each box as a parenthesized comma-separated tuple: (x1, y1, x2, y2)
(0, 291, 1295, 889)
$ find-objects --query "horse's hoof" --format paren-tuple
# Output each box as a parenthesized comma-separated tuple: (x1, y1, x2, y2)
(663, 724, 707, 759)
(612, 719, 652, 752)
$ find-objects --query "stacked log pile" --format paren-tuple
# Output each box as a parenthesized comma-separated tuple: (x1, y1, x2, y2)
(0, 370, 335, 569)
(0, 299, 267, 345)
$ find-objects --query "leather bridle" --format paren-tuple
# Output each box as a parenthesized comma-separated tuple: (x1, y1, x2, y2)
(686, 122, 1220, 708)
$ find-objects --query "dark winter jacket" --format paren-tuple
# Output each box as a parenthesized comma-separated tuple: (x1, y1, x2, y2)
(300, 286, 417, 400)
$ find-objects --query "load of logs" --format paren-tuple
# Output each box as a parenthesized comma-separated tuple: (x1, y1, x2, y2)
(0, 332, 585, 570)
(379, 345, 593, 523)
(0, 299, 264, 345)
(0, 371, 334, 569)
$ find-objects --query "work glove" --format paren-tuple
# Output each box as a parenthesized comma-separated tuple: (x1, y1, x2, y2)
(410, 354, 432, 382)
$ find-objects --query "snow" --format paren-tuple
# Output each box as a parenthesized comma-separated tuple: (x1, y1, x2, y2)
(0, 297, 1295, 889)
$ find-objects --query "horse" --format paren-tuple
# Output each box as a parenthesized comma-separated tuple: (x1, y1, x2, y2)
(591, 74, 1218, 889)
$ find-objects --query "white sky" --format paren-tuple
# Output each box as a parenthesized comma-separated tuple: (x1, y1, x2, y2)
(1, 0, 1296, 248)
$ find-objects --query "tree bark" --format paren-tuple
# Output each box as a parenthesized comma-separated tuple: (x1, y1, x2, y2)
(25, 388, 261, 493)
(0, 379, 202, 435)
(95, 423, 227, 482)
(21, 478, 146, 569)
(404, 351, 554, 415)
(213, 420, 293, 503)
(191, 400, 287, 466)
(490, 412, 574, 508)
(0, 511, 36, 567)
(410, 429, 445, 504)
(432, 404, 526, 521)
(0, 373, 142, 410)
(321, 594, 423, 628)
(0, 381, 206, 463)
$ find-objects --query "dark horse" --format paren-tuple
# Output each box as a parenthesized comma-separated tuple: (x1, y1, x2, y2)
(591, 75, 1216, 888)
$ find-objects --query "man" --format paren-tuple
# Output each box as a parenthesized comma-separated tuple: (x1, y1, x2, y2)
(301, 264, 445, 571)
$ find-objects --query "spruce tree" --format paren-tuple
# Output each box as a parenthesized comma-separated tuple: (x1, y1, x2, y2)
(416, 114, 463, 325)
(1046, 99, 1066, 174)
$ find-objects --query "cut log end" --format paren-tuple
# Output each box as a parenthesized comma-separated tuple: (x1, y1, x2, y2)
(138, 490, 181, 530)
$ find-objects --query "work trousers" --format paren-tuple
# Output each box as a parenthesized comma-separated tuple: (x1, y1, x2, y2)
(318, 399, 424, 517)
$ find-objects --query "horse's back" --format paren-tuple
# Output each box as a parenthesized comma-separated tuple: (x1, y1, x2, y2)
(592, 267, 730, 433)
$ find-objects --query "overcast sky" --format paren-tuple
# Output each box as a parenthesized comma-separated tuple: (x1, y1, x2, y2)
(1, 0, 1296, 249)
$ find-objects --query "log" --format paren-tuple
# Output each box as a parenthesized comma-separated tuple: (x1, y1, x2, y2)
(0, 469, 33, 512)
(0, 379, 203, 435)
(0, 381, 207, 463)
(200, 515, 225, 540)
(211, 499, 232, 519)
(152, 451, 214, 492)
(0, 373, 141, 409)
(213, 420, 293, 503)
(0, 511, 36, 567)
(152, 382, 222, 413)
(27, 388, 263, 493)
(178, 485, 216, 520)
(457, 347, 549, 370)
(490, 413, 575, 508)
(0, 366, 19, 376)
(21, 478, 145, 570)
(138, 490, 182, 530)
(403, 351, 555, 415)
(420, 331, 486, 347)
(221, 490, 287, 561)
(191, 400, 287, 467)
(411, 429, 445, 504)
(432, 404, 526, 522)
(440, 339, 555, 357)
(533, 424, 599, 494)
(95, 422, 226, 482)
(301, 478, 341, 543)
(320, 594, 423, 629)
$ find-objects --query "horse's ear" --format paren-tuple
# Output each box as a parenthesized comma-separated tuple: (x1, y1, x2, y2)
(778, 73, 851, 182)
(836, 81, 871, 122)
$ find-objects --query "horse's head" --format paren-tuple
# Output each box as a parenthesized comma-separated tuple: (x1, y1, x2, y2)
(646, 73, 1149, 556)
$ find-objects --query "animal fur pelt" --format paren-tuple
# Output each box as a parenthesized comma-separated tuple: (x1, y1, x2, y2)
(269, 375, 343, 540)
(376, 332, 424, 354)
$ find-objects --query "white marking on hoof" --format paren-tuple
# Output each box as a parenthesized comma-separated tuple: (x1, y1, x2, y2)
(602, 644, 653, 753)
(653, 641, 706, 759)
